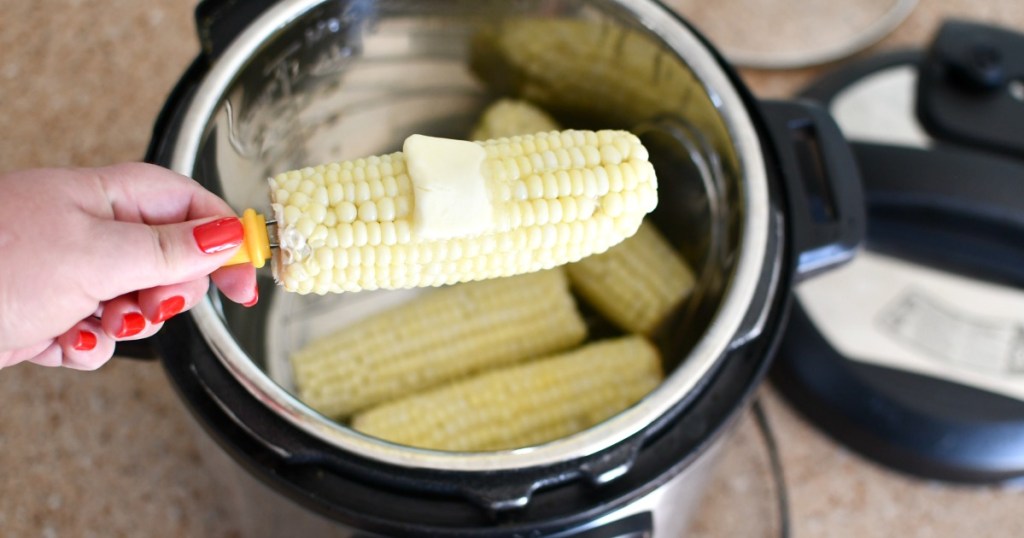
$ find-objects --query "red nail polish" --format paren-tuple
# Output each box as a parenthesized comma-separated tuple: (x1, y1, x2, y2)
(193, 217, 244, 254)
(243, 284, 259, 308)
(153, 296, 186, 323)
(117, 312, 147, 338)
(73, 330, 97, 351)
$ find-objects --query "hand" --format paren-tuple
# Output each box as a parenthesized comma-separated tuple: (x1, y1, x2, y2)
(0, 163, 258, 370)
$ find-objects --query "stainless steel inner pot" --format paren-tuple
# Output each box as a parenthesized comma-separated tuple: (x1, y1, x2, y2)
(169, 0, 771, 471)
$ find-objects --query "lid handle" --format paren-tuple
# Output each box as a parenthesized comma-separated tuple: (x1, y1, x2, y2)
(759, 100, 866, 282)
(917, 20, 1024, 158)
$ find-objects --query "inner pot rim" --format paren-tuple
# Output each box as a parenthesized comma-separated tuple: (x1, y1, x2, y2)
(169, 0, 771, 472)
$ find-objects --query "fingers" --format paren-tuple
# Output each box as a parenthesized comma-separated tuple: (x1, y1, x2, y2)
(83, 162, 259, 307)
(56, 319, 115, 371)
(136, 278, 211, 324)
(27, 342, 63, 368)
(7, 279, 212, 371)
(0, 341, 56, 369)
(88, 216, 255, 302)
(99, 275, 233, 342)
(210, 264, 260, 306)
(99, 293, 161, 342)
(3, 318, 115, 371)
(93, 162, 236, 223)
(33, 275, 253, 372)
(0, 163, 261, 373)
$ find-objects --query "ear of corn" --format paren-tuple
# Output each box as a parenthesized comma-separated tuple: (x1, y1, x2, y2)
(470, 98, 560, 141)
(469, 19, 737, 167)
(351, 335, 663, 452)
(567, 222, 694, 335)
(291, 269, 587, 418)
(268, 129, 658, 295)
(467, 98, 693, 335)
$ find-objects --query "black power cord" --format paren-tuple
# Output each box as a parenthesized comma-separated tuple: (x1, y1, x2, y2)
(752, 398, 791, 538)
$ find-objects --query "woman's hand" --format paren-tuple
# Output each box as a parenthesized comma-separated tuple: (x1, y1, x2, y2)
(0, 163, 258, 370)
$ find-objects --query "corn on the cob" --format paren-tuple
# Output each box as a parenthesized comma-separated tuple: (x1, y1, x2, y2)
(468, 98, 690, 333)
(291, 269, 586, 418)
(567, 222, 694, 335)
(352, 336, 662, 452)
(469, 19, 736, 165)
(470, 99, 560, 141)
(269, 129, 658, 295)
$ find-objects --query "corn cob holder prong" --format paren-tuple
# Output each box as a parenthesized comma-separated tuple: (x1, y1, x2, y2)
(223, 208, 276, 269)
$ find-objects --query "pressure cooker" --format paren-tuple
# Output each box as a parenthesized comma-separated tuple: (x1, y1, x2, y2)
(135, 0, 864, 535)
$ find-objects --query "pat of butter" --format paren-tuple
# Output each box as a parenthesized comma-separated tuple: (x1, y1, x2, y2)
(404, 134, 492, 241)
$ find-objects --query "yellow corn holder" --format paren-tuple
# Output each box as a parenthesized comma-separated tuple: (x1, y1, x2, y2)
(223, 208, 273, 269)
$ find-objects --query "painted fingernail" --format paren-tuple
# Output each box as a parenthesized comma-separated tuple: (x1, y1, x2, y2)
(153, 295, 186, 323)
(193, 217, 244, 254)
(243, 284, 259, 308)
(117, 312, 147, 338)
(73, 330, 97, 351)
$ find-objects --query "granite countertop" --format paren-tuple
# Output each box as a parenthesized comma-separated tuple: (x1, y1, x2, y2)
(1, 1, 1023, 536)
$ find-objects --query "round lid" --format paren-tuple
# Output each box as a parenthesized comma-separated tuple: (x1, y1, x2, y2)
(774, 50, 1024, 483)
(664, 0, 917, 69)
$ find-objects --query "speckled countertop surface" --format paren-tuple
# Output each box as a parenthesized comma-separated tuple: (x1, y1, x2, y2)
(2, 1, 1023, 536)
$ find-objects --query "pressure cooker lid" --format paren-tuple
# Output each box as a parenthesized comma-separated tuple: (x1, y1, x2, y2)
(774, 35, 1024, 484)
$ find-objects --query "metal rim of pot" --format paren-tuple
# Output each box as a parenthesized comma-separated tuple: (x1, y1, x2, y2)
(169, 0, 771, 472)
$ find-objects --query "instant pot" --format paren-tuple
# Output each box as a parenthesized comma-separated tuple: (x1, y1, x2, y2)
(135, 0, 864, 535)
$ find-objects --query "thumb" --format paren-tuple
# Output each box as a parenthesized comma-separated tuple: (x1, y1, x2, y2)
(88, 216, 245, 299)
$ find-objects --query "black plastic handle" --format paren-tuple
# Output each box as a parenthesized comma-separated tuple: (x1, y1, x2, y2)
(853, 141, 1024, 287)
(855, 141, 1024, 221)
(916, 20, 1024, 159)
(759, 100, 865, 282)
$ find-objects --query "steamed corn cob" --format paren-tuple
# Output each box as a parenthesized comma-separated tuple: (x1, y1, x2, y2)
(470, 19, 688, 126)
(470, 99, 560, 141)
(269, 129, 658, 294)
(567, 222, 694, 335)
(352, 336, 662, 452)
(469, 99, 694, 335)
(469, 19, 736, 164)
(292, 269, 586, 418)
